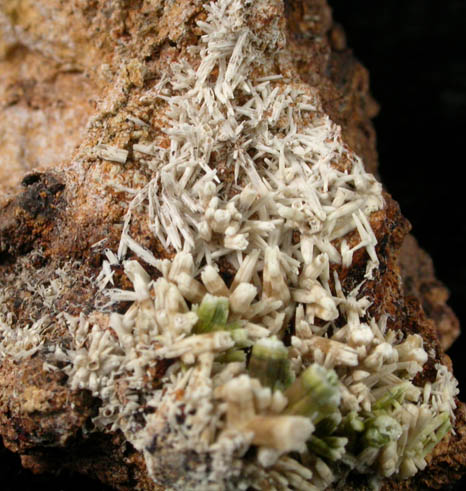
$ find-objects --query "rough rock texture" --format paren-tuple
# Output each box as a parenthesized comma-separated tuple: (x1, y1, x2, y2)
(0, 8, 100, 188)
(399, 235, 460, 352)
(0, 0, 463, 490)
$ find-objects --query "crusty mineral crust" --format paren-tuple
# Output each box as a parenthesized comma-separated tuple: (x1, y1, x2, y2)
(0, 0, 463, 489)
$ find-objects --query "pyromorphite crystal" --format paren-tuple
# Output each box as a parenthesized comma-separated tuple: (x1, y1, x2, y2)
(308, 434, 348, 461)
(248, 336, 293, 391)
(285, 364, 341, 424)
(194, 294, 230, 333)
(362, 414, 403, 448)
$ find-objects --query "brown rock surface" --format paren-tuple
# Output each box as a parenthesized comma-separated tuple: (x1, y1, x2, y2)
(0, 7, 100, 188)
(0, 0, 463, 489)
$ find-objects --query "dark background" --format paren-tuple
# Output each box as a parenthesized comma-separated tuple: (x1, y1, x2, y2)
(3, 1, 466, 489)
(331, 1, 466, 488)
(330, 0, 466, 383)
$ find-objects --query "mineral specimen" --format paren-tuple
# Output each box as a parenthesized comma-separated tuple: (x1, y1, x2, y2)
(0, 0, 464, 490)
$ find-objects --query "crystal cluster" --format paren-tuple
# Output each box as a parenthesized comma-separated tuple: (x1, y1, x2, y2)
(1, 0, 458, 489)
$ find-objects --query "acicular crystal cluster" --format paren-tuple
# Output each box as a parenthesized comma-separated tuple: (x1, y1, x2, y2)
(63, 248, 456, 489)
(10, 0, 457, 489)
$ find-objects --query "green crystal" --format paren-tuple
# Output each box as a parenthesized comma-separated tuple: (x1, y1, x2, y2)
(407, 411, 451, 459)
(362, 414, 402, 448)
(308, 435, 348, 461)
(248, 336, 293, 391)
(216, 348, 247, 363)
(337, 411, 365, 453)
(285, 364, 341, 424)
(230, 328, 252, 348)
(194, 294, 230, 333)
(373, 382, 410, 411)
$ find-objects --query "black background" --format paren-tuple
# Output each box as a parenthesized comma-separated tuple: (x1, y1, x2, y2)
(330, 0, 466, 385)
(2, 1, 466, 489)
(330, 1, 466, 488)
